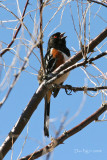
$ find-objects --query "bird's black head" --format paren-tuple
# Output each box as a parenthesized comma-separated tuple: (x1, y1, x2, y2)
(47, 32, 67, 51)
(47, 32, 70, 57)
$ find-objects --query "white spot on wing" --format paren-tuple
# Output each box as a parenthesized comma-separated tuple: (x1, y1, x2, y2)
(50, 48, 54, 55)
(46, 116, 49, 128)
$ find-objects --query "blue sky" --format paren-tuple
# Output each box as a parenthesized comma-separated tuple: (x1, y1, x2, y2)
(0, 0, 107, 160)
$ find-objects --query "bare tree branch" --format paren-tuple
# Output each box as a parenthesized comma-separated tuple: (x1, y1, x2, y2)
(19, 103, 107, 160)
(0, 0, 29, 57)
(88, 0, 107, 8)
(0, 28, 106, 159)
(39, 0, 45, 74)
(54, 84, 107, 93)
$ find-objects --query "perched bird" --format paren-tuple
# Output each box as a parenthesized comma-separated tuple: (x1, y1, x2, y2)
(38, 32, 70, 137)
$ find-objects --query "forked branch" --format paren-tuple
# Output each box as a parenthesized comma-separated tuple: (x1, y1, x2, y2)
(19, 103, 107, 160)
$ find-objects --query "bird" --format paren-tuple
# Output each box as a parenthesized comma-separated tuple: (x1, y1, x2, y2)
(38, 32, 70, 137)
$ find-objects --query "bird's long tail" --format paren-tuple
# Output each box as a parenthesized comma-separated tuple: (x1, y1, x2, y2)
(44, 91, 51, 137)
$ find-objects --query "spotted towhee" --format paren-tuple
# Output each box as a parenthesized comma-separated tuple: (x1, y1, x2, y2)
(38, 32, 70, 137)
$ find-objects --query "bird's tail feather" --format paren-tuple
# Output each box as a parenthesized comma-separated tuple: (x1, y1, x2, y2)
(44, 91, 51, 137)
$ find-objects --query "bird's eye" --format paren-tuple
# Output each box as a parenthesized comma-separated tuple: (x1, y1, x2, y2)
(54, 36, 57, 38)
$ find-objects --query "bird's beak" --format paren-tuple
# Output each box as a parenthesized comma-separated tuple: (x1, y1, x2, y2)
(60, 32, 67, 39)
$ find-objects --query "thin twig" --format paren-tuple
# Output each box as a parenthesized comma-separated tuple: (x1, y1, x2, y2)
(17, 123, 29, 160)
(0, 0, 29, 57)
(46, 111, 69, 160)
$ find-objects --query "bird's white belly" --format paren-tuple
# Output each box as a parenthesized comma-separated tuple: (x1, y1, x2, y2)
(54, 71, 70, 84)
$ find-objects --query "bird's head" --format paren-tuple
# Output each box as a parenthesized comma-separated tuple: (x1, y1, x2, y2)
(47, 32, 67, 50)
